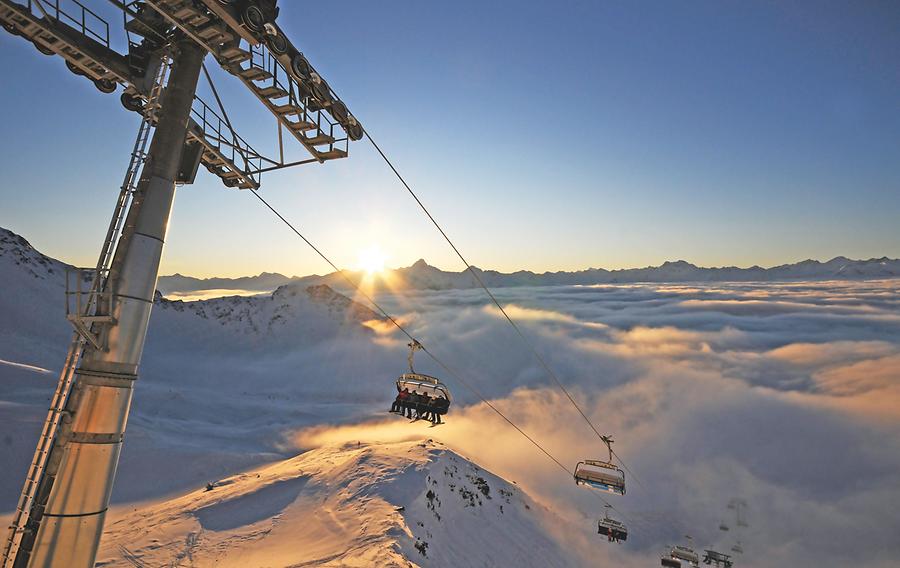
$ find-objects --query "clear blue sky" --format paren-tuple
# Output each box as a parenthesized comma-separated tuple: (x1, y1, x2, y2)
(1, 0, 898, 277)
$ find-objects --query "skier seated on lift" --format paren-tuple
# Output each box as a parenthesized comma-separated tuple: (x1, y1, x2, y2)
(431, 395, 449, 424)
(405, 391, 419, 418)
(390, 387, 409, 413)
(424, 394, 444, 424)
(416, 393, 433, 420)
(600, 525, 612, 542)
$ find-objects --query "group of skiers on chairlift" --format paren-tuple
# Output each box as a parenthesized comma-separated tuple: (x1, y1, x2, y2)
(390, 387, 449, 424)
(599, 524, 623, 544)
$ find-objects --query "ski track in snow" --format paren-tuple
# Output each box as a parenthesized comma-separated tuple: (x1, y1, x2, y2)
(0, 358, 51, 374)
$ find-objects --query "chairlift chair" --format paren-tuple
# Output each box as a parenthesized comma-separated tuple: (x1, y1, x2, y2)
(718, 522, 729, 531)
(392, 340, 452, 416)
(703, 550, 733, 567)
(597, 505, 628, 542)
(573, 435, 625, 495)
(396, 373, 452, 406)
(731, 542, 743, 554)
(670, 545, 700, 567)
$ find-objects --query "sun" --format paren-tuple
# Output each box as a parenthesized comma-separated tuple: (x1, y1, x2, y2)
(357, 245, 388, 274)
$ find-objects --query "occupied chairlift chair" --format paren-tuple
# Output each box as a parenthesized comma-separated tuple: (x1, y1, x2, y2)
(597, 504, 628, 542)
(574, 435, 626, 496)
(394, 340, 452, 415)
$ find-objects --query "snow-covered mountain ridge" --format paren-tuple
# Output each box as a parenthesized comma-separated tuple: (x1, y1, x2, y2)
(0, 226, 68, 280)
(0, 226, 381, 343)
(154, 283, 383, 337)
(96, 440, 580, 567)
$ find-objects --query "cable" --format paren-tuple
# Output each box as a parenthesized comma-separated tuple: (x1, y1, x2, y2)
(246, 187, 631, 520)
(364, 132, 633, 465)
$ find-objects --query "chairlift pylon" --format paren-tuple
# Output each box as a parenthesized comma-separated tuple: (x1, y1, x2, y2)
(573, 435, 625, 495)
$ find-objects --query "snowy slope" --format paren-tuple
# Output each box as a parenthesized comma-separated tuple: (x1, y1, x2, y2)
(0, 227, 73, 366)
(96, 440, 580, 568)
(0, 227, 397, 509)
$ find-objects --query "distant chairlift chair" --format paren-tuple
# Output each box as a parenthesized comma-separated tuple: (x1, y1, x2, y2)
(703, 550, 733, 568)
(597, 504, 628, 543)
(574, 435, 625, 495)
(670, 544, 700, 568)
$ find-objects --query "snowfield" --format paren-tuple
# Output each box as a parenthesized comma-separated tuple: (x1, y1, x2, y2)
(96, 440, 577, 568)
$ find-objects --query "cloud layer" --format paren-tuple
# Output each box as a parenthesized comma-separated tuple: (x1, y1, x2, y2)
(293, 279, 900, 567)
(3, 274, 899, 567)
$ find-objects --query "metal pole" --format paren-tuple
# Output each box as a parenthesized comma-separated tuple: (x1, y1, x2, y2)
(19, 38, 205, 568)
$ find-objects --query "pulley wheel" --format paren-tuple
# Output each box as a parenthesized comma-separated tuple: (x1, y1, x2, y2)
(120, 92, 144, 112)
(266, 32, 288, 55)
(66, 60, 86, 76)
(94, 78, 117, 94)
(290, 54, 311, 81)
(329, 100, 348, 124)
(242, 6, 265, 32)
(310, 74, 333, 106)
(33, 41, 55, 56)
(346, 121, 364, 141)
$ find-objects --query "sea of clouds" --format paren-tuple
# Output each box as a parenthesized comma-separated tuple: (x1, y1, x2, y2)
(296, 279, 900, 567)
(2, 278, 898, 567)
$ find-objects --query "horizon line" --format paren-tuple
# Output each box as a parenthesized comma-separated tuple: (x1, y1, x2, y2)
(159, 254, 898, 281)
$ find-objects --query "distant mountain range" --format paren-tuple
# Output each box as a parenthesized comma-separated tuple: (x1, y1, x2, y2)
(158, 255, 900, 296)
(3, 225, 896, 298)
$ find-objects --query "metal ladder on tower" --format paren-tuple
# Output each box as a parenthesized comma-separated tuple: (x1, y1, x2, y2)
(1, 55, 172, 568)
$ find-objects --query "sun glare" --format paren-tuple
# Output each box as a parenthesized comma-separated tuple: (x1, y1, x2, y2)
(357, 245, 388, 274)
